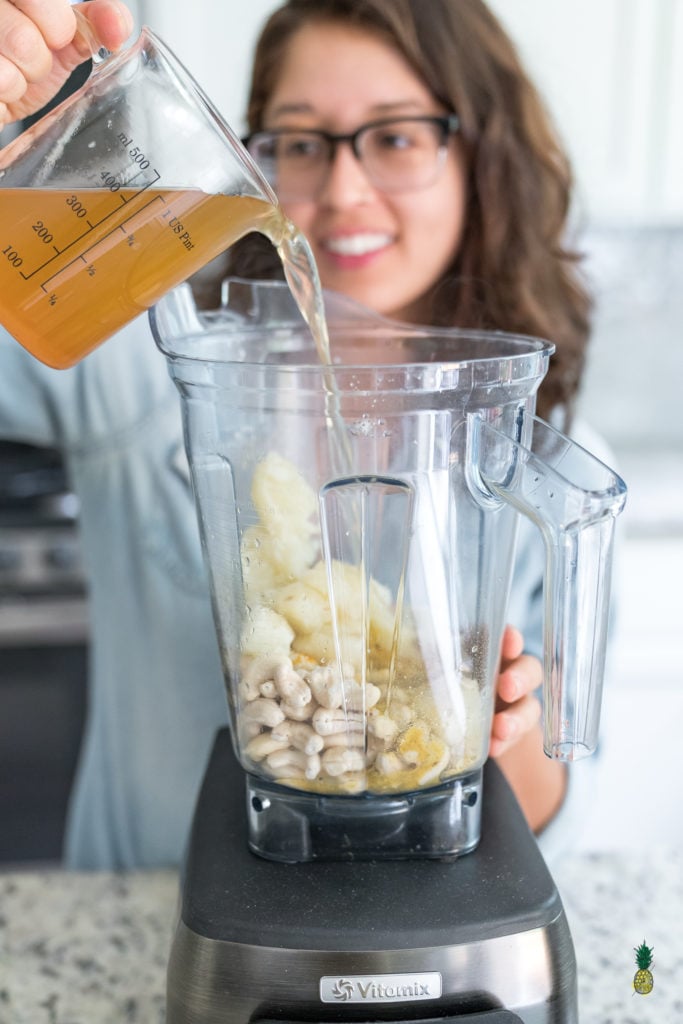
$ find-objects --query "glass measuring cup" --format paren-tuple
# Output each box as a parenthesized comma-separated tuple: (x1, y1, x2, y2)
(0, 19, 282, 369)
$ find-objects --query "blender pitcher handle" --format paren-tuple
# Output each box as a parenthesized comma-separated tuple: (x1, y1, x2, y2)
(469, 413, 627, 761)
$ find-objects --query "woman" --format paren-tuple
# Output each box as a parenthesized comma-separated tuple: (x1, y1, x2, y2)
(234, 0, 589, 831)
(0, 0, 594, 867)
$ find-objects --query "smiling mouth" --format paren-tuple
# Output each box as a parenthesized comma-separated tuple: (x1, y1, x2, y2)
(323, 233, 393, 257)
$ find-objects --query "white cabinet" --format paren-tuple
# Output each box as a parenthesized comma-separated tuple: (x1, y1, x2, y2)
(488, 0, 683, 224)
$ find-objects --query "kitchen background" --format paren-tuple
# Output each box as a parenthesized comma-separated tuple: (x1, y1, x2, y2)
(1, 0, 681, 859)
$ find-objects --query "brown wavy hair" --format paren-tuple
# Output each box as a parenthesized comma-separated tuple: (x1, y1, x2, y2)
(214, 0, 592, 423)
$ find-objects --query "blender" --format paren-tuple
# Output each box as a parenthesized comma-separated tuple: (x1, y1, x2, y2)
(150, 277, 626, 1023)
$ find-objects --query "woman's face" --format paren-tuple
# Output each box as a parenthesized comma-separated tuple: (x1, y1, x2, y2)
(263, 22, 467, 322)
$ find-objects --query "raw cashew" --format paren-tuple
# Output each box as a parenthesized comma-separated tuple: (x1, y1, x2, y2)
(281, 698, 316, 722)
(321, 747, 366, 777)
(307, 666, 343, 709)
(312, 707, 365, 736)
(240, 654, 284, 701)
(266, 747, 321, 781)
(243, 697, 286, 728)
(271, 720, 324, 756)
(241, 721, 262, 741)
(245, 733, 290, 761)
(273, 662, 312, 707)
(322, 731, 365, 748)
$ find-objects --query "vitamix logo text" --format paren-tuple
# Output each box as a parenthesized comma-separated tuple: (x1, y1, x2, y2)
(320, 972, 442, 1004)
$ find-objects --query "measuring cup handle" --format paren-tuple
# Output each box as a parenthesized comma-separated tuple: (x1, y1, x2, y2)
(72, 7, 112, 66)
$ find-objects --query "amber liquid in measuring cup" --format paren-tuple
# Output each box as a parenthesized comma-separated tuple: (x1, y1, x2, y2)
(0, 187, 329, 369)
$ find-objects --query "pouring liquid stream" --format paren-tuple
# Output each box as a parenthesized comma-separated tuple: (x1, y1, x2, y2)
(271, 217, 354, 480)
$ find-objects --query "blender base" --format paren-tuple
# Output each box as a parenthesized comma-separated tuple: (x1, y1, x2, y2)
(246, 767, 482, 862)
(167, 728, 577, 1024)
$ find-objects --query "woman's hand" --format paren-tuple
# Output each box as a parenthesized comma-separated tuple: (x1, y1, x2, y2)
(490, 624, 567, 833)
(489, 625, 543, 758)
(0, 0, 133, 130)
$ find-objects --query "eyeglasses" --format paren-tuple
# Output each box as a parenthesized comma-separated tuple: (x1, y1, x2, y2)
(243, 114, 460, 202)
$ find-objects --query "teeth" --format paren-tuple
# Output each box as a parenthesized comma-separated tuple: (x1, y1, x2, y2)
(324, 233, 392, 256)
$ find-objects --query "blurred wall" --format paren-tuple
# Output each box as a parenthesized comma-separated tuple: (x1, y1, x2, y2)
(487, 0, 683, 227)
(133, 0, 274, 132)
(134, 0, 683, 226)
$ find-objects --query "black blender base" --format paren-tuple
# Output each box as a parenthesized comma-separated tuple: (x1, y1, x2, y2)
(167, 728, 577, 1024)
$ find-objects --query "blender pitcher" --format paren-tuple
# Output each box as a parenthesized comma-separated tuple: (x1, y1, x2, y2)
(151, 277, 626, 862)
(0, 15, 284, 369)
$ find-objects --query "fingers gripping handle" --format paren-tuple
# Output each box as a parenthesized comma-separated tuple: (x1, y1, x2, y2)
(469, 413, 627, 761)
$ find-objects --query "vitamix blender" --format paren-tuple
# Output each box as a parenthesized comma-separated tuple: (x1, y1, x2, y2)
(151, 279, 626, 1024)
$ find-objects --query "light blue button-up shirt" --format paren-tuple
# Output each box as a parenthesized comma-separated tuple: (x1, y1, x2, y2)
(0, 318, 228, 868)
(0, 318, 611, 868)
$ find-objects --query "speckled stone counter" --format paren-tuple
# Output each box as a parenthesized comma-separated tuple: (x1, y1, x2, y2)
(0, 870, 175, 1024)
(553, 850, 683, 1023)
(1, 851, 681, 1024)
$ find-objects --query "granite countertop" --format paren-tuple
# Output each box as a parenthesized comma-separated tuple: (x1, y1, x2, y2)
(1, 851, 681, 1024)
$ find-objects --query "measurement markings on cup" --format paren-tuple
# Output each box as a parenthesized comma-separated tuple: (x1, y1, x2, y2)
(12, 172, 162, 288)
(40, 189, 166, 293)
